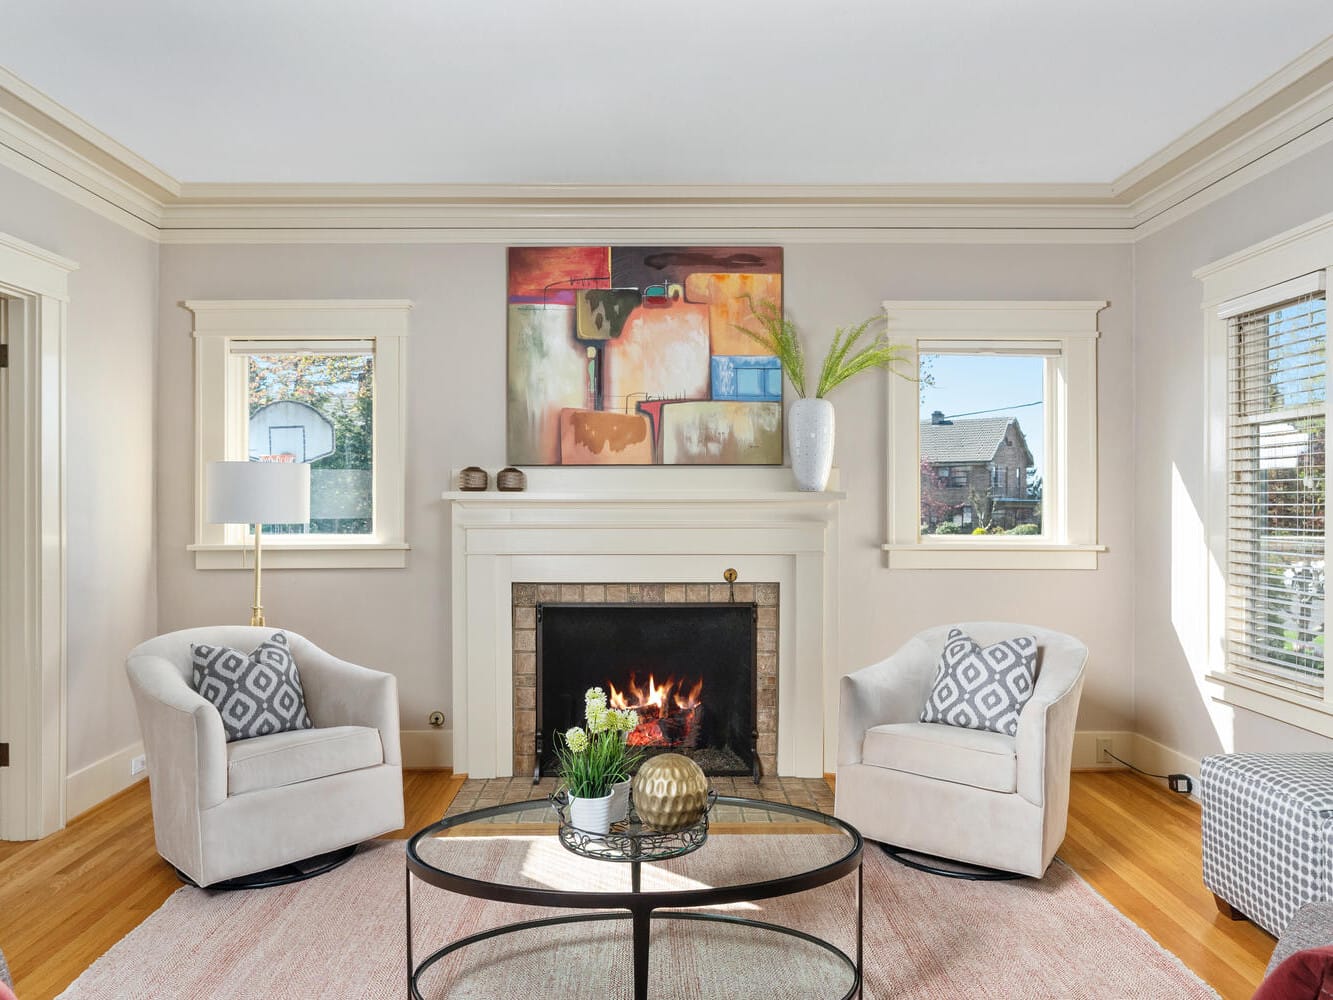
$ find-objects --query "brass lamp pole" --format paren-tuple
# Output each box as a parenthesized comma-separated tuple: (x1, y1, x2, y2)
(206, 461, 311, 627)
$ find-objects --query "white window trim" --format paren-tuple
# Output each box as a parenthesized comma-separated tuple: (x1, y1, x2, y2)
(188, 300, 411, 570)
(882, 300, 1106, 570)
(1199, 210, 1333, 735)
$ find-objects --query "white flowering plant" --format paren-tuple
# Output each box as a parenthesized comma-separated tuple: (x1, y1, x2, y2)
(554, 687, 644, 798)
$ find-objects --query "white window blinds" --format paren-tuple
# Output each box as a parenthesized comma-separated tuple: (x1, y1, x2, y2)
(1226, 289, 1328, 690)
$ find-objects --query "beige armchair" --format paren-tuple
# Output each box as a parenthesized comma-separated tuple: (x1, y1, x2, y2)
(126, 626, 404, 888)
(835, 622, 1088, 878)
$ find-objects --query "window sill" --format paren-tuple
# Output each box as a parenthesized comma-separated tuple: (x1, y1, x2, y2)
(1206, 670, 1333, 739)
(189, 542, 409, 570)
(881, 542, 1104, 570)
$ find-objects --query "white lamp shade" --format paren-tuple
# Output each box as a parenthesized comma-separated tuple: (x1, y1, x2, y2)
(206, 461, 311, 525)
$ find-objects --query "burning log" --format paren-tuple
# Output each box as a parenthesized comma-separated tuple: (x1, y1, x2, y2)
(608, 673, 704, 748)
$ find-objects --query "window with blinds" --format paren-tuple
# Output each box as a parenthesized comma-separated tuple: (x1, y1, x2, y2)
(1226, 289, 1328, 690)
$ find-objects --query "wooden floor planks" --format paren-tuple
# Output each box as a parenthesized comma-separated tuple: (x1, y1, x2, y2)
(0, 769, 1273, 999)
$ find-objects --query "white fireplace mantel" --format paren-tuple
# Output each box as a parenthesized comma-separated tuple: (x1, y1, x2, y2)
(447, 467, 843, 779)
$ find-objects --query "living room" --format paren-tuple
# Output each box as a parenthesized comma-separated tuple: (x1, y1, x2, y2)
(1, 3, 1333, 998)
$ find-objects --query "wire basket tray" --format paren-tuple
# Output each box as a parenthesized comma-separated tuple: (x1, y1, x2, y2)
(549, 789, 717, 863)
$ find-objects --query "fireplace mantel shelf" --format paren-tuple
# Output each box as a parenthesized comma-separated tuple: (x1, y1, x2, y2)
(444, 489, 845, 504)
(445, 466, 844, 507)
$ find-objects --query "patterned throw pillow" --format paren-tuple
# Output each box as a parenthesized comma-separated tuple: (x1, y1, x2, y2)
(920, 628, 1037, 737)
(191, 632, 314, 742)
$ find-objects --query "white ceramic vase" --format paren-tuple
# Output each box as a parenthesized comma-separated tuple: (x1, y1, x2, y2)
(608, 779, 631, 823)
(569, 791, 614, 835)
(788, 397, 835, 492)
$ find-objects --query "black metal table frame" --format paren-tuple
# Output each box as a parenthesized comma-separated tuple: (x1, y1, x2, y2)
(406, 795, 864, 1000)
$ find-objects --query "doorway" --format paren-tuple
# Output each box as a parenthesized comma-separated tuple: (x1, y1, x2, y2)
(0, 233, 73, 840)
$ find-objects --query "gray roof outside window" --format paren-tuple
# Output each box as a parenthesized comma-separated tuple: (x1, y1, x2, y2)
(920, 416, 1031, 465)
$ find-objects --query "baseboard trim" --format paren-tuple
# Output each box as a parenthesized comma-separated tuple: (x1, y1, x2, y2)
(1069, 730, 1203, 800)
(66, 741, 146, 821)
(401, 728, 452, 770)
(1128, 733, 1203, 794)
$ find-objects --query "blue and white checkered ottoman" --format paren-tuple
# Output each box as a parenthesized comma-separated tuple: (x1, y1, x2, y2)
(1202, 753, 1333, 936)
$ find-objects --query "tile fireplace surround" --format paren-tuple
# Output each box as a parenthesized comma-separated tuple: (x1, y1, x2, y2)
(510, 581, 780, 780)
(447, 467, 843, 779)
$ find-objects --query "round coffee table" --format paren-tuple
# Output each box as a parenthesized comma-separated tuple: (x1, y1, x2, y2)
(406, 795, 863, 1000)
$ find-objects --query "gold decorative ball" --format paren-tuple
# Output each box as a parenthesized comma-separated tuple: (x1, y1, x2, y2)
(632, 753, 710, 832)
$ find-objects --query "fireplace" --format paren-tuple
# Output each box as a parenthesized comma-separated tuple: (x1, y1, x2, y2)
(535, 601, 758, 780)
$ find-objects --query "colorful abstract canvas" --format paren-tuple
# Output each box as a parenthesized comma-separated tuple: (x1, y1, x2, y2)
(507, 246, 784, 465)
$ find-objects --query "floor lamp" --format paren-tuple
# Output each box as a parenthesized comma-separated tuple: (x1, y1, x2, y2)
(206, 461, 311, 627)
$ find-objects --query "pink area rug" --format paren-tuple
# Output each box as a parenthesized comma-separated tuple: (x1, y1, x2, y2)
(59, 836, 1219, 999)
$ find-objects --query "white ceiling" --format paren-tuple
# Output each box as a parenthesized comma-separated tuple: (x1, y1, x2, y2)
(1, 0, 1331, 186)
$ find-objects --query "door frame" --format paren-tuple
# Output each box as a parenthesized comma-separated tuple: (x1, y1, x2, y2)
(0, 231, 73, 840)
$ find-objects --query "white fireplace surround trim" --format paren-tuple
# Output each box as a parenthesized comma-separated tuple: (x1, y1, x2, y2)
(448, 467, 843, 779)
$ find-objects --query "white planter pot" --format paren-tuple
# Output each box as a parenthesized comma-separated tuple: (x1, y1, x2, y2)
(569, 792, 614, 835)
(609, 780, 631, 823)
(788, 398, 835, 492)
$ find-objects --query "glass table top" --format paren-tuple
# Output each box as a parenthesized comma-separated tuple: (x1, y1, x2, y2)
(408, 795, 861, 901)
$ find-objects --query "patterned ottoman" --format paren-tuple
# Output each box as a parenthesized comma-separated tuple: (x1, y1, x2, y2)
(1202, 753, 1333, 936)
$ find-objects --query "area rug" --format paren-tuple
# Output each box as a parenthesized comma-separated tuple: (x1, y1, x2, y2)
(59, 836, 1219, 999)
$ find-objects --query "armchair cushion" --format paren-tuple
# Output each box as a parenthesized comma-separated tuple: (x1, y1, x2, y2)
(863, 721, 1017, 793)
(920, 627, 1037, 736)
(192, 631, 313, 742)
(226, 725, 383, 796)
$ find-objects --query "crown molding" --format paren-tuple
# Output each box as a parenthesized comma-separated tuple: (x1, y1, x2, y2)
(155, 189, 1134, 237)
(0, 65, 173, 236)
(1113, 36, 1333, 200)
(1, 39, 1331, 245)
(155, 225, 1138, 246)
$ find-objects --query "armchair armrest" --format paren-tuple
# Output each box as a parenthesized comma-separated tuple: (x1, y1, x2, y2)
(288, 639, 401, 767)
(126, 654, 228, 810)
(1014, 640, 1089, 806)
(838, 638, 936, 766)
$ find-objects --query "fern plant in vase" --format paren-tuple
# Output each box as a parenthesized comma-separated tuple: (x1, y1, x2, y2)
(738, 298, 910, 490)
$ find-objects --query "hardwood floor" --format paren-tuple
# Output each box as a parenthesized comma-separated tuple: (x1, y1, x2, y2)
(1062, 771, 1274, 1000)
(0, 770, 1273, 999)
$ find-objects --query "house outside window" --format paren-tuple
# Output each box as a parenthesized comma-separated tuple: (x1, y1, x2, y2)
(189, 300, 412, 569)
(886, 300, 1104, 569)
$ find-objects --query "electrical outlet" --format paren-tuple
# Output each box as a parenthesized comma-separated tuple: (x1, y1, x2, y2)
(130, 754, 146, 776)
(1096, 737, 1114, 764)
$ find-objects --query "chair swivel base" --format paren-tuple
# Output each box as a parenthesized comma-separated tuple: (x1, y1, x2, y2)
(879, 841, 1025, 881)
(176, 844, 357, 890)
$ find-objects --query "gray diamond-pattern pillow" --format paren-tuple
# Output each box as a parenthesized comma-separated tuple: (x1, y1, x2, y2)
(191, 632, 314, 742)
(920, 628, 1037, 737)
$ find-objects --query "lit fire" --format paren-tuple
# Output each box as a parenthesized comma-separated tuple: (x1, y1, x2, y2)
(607, 673, 704, 748)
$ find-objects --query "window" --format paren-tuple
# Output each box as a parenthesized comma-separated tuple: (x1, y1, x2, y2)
(189, 300, 411, 569)
(921, 353, 1044, 537)
(1225, 289, 1326, 690)
(1200, 208, 1333, 736)
(884, 301, 1105, 570)
(1204, 262, 1333, 729)
(242, 344, 375, 535)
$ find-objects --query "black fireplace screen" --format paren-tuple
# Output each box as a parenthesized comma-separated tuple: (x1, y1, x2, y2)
(536, 602, 757, 779)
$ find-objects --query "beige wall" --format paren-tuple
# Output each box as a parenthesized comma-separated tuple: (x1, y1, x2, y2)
(0, 166, 159, 776)
(17, 133, 1325, 788)
(156, 240, 1137, 753)
(1133, 140, 1333, 764)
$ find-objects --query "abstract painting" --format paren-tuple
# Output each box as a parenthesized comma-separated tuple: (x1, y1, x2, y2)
(507, 246, 784, 465)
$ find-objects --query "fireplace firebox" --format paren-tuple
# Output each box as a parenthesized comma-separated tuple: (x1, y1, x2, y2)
(535, 602, 758, 782)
